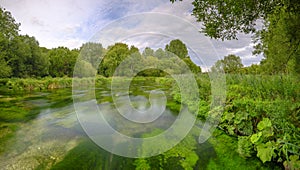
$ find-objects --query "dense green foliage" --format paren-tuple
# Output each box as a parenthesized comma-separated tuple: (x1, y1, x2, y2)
(165, 39, 188, 59)
(255, 10, 300, 74)
(220, 75, 300, 169)
(98, 41, 201, 77)
(171, 74, 300, 169)
(171, 0, 299, 40)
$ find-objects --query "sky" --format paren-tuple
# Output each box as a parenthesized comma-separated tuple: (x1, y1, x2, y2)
(0, 0, 263, 68)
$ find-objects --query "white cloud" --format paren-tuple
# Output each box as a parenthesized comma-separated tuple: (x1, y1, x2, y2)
(1, 0, 105, 48)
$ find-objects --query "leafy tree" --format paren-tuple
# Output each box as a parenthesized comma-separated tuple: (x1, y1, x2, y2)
(153, 48, 166, 59)
(8, 35, 49, 77)
(211, 60, 223, 73)
(79, 42, 104, 69)
(138, 56, 164, 77)
(182, 57, 201, 74)
(164, 39, 201, 74)
(240, 64, 261, 74)
(73, 60, 96, 78)
(142, 47, 154, 57)
(0, 7, 19, 39)
(0, 58, 12, 78)
(171, 0, 299, 40)
(165, 39, 188, 59)
(222, 54, 243, 73)
(129, 45, 139, 54)
(113, 46, 144, 77)
(211, 54, 243, 73)
(48, 47, 77, 77)
(254, 11, 300, 74)
(99, 43, 131, 77)
(0, 8, 50, 78)
(0, 7, 20, 78)
(170, 0, 300, 74)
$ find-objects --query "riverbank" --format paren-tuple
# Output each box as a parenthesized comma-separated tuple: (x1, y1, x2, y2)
(0, 76, 175, 91)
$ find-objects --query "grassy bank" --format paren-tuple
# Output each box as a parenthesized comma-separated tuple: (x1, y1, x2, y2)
(0, 76, 168, 91)
(0, 76, 112, 91)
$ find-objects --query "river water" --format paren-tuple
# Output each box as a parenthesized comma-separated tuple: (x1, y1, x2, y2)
(0, 80, 277, 170)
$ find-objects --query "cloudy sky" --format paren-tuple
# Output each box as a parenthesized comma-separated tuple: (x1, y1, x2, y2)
(1, 0, 262, 67)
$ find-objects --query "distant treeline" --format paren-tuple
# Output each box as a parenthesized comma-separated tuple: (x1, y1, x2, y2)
(1, 6, 297, 79)
(0, 7, 201, 78)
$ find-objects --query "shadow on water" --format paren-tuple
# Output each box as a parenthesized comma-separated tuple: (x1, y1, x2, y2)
(51, 138, 137, 170)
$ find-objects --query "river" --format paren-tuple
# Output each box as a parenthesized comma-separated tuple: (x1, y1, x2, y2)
(0, 79, 278, 170)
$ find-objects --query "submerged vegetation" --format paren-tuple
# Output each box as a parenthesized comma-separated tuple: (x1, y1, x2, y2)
(1, 75, 299, 169)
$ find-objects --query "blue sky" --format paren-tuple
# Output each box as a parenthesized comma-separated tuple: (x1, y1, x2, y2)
(1, 0, 262, 68)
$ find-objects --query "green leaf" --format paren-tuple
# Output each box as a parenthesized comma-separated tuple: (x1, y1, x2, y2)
(226, 125, 235, 135)
(284, 155, 300, 170)
(250, 132, 262, 144)
(257, 118, 272, 131)
(256, 141, 276, 163)
(237, 136, 254, 158)
(224, 112, 234, 122)
(234, 111, 248, 124)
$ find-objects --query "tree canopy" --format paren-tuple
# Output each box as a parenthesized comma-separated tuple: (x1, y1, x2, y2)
(171, 0, 300, 74)
(0, 6, 202, 78)
(211, 54, 243, 73)
(98, 40, 201, 77)
(171, 0, 299, 40)
(165, 39, 188, 59)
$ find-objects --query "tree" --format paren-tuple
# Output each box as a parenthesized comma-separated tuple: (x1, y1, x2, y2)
(113, 45, 144, 77)
(240, 64, 261, 74)
(153, 48, 166, 59)
(142, 47, 154, 57)
(171, 0, 299, 40)
(48, 47, 77, 77)
(0, 7, 20, 78)
(171, 0, 300, 74)
(99, 43, 131, 77)
(211, 60, 223, 73)
(211, 54, 243, 73)
(165, 39, 188, 59)
(0, 7, 20, 39)
(79, 42, 104, 69)
(0, 8, 50, 78)
(0, 58, 12, 78)
(0, 34, 12, 78)
(181, 58, 201, 74)
(8, 35, 49, 77)
(138, 56, 165, 77)
(254, 10, 300, 74)
(73, 60, 96, 78)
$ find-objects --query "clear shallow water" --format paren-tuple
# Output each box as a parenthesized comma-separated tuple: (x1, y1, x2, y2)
(0, 81, 278, 170)
(0, 82, 185, 169)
